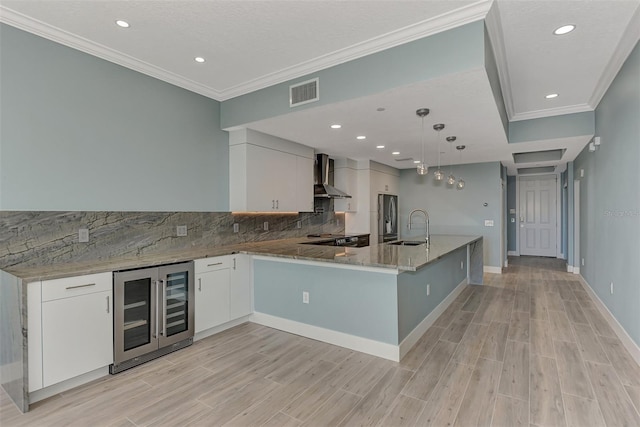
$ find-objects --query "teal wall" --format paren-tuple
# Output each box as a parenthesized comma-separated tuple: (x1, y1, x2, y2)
(399, 162, 503, 268)
(573, 42, 640, 346)
(509, 111, 594, 143)
(254, 260, 399, 344)
(221, 21, 485, 129)
(397, 247, 466, 341)
(0, 24, 229, 211)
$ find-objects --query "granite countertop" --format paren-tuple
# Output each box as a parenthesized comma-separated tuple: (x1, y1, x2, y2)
(3, 234, 481, 282)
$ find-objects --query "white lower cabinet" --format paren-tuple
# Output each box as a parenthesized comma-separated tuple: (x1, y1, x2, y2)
(194, 254, 253, 334)
(230, 254, 252, 319)
(28, 272, 113, 392)
(195, 260, 231, 333)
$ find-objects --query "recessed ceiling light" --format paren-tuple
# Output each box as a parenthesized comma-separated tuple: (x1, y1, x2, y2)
(392, 151, 400, 155)
(194, 57, 206, 63)
(356, 136, 366, 140)
(545, 93, 559, 99)
(376, 145, 385, 149)
(413, 160, 421, 164)
(330, 124, 342, 129)
(115, 20, 130, 28)
(553, 24, 575, 35)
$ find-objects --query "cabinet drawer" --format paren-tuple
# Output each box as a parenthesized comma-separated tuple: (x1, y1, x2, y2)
(194, 256, 230, 273)
(41, 272, 112, 302)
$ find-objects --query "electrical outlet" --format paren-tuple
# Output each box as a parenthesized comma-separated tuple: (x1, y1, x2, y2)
(302, 291, 309, 304)
(610, 282, 614, 295)
(296, 220, 301, 229)
(582, 258, 585, 266)
(233, 223, 239, 233)
(461, 261, 464, 270)
(78, 228, 89, 243)
(177, 225, 187, 237)
(484, 220, 494, 227)
(263, 221, 269, 231)
(511, 218, 515, 223)
(337, 219, 340, 227)
(580, 169, 584, 178)
(426, 284, 430, 296)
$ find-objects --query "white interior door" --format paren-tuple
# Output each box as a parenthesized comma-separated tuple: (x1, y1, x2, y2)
(519, 175, 557, 257)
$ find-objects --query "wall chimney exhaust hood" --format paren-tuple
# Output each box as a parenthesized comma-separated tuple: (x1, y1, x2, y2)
(314, 154, 352, 199)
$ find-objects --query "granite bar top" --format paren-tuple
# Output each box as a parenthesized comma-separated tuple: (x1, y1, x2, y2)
(2, 234, 481, 282)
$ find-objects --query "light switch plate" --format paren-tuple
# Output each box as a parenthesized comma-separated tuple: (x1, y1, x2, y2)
(233, 223, 239, 233)
(177, 225, 187, 236)
(263, 222, 269, 231)
(484, 220, 494, 227)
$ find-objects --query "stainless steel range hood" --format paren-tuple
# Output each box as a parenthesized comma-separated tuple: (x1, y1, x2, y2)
(314, 154, 352, 199)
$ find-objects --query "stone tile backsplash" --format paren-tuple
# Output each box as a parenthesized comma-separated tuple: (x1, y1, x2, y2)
(0, 210, 345, 270)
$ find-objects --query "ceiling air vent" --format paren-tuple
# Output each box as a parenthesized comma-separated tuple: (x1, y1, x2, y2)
(290, 78, 319, 107)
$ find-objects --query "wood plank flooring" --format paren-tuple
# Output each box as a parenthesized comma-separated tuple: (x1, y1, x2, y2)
(2, 256, 640, 426)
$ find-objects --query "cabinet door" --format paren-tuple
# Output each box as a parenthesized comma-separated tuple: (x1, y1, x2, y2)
(195, 269, 230, 333)
(246, 144, 279, 211)
(273, 151, 298, 211)
(229, 255, 252, 319)
(296, 156, 314, 212)
(334, 167, 358, 212)
(42, 290, 113, 387)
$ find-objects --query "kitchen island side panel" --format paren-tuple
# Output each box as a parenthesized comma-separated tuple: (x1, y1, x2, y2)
(253, 259, 399, 344)
(397, 246, 467, 342)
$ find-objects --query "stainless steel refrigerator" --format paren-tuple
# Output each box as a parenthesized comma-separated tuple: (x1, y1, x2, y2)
(378, 194, 399, 243)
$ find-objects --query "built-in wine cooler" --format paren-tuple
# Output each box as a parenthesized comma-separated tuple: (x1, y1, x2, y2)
(111, 262, 194, 374)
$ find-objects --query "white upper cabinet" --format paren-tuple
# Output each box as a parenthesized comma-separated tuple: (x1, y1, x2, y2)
(229, 129, 314, 212)
(334, 159, 358, 212)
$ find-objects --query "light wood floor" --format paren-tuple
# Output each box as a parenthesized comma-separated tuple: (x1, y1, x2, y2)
(2, 256, 640, 426)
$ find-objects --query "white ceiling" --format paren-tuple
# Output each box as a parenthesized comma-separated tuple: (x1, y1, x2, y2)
(1, 0, 639, 175)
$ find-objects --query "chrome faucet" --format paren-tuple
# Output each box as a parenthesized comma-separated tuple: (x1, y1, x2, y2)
(408, 209, 430, 248)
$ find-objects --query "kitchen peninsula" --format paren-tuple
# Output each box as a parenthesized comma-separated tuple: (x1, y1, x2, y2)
(0, 232, 482, 412)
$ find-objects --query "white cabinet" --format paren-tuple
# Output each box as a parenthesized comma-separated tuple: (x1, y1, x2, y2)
(230, 254, 252, 319)
(194, 254, 253, 334)
(334, 165, 358, 212)
(229, 129, 314, 212)
(28, 272, 113, 391)
(195, 256, 231, 333)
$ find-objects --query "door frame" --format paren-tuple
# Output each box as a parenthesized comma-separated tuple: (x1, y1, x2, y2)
(515, 173, 562, 258)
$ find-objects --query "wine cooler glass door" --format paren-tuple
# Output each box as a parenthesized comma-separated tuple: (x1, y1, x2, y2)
(158, 262, 195, 347)
(113, 268, 158, 364)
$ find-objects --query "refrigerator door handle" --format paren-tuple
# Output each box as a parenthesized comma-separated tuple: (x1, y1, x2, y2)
(153, 280, 160, 339)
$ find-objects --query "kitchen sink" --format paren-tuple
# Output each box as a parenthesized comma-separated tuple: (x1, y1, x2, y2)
(387, 240, 425, 246)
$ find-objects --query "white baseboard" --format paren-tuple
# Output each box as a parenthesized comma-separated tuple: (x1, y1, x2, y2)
(573, 267, 580, 275)
(504, 259, 508, 267)
(194, 315, 251, 342)
(507, 251, 518, 256)
(251, 312, 400, 361)
(567, 264, 573, 273)
(484, 266, 502, 274)
(29, 367, 109, 404)
(398, 278, 468, 360)
(577, 275, 640, 366)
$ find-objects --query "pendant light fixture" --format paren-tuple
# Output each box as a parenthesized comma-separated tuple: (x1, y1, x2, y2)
(446, 136, 457, 185)
(456, 145, 466, 190)
(433, 123, 445, 180)
(416, 108, 430, 175)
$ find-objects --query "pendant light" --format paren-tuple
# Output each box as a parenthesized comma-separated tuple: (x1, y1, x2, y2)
(446, 136, 457, 185)
(433, 123, 445, 180)
(456, 145, 466, 190)
(416, 108, 430, 175)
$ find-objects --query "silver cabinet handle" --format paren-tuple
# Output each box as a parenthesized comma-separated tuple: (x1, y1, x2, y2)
(276, 200, 279, 209)
(198, 277, 202, 291)
(66, 283, 95, 290)
(161, 279, 166, 337)
(153, 280, 159, 339)
(106, 295, 110, 313)
(207, 262, 223, 267)
(233, 258, 236, 270)
(272, 200, 275, 209)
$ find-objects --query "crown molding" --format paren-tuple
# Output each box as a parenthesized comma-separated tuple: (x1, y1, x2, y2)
(218, 1, 492, 100)
(0, 2, 493, 102)
(510, 103, 593, 122)
(0, 6, 224, 100)
(588, 4, 640, 109)
(484, 1, 516, 121)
